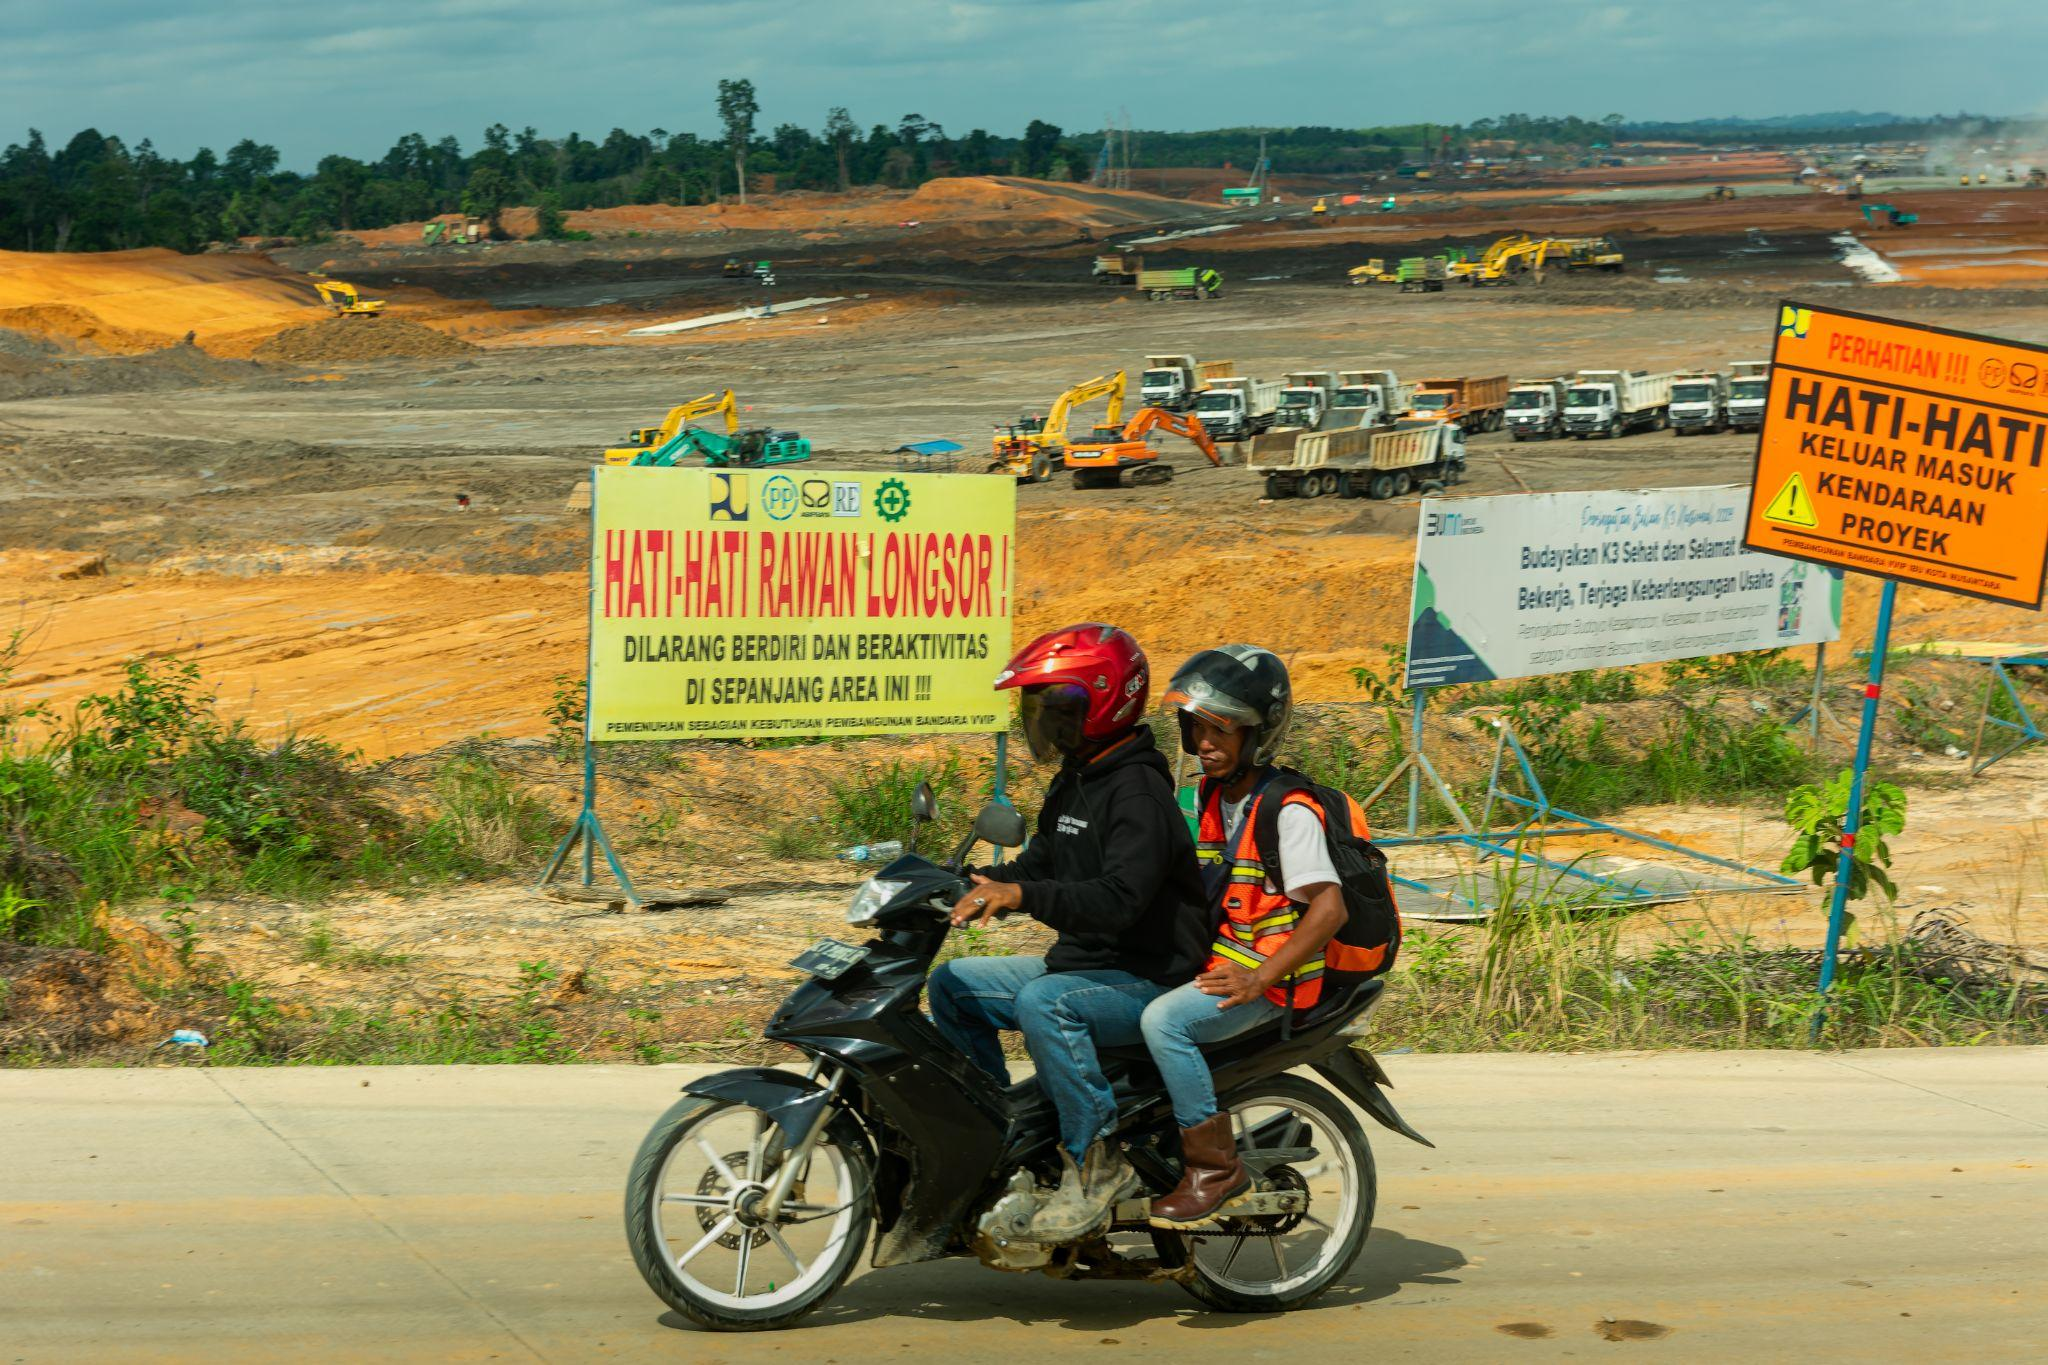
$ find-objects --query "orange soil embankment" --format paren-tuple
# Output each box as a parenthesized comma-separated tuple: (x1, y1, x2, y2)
(8, 512, 2047, 760)
(0, 248, 328, 352)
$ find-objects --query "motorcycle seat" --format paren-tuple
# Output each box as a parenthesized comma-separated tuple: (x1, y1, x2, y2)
(1095, 978, 1382, 1067)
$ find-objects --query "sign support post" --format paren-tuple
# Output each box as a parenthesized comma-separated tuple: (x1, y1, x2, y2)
(1407, 688, 1427, 835)
(1811, 580, 1896, 1037)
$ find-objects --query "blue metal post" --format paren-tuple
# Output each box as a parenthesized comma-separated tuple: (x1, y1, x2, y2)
(1813, 579, 1897, 1033)
(1407, 688, 1426, 835)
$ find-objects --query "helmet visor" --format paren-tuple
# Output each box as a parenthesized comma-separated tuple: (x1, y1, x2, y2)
(1019, 682, 1091, 761)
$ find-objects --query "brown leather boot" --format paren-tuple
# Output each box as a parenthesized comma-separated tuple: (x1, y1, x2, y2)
(1148, 1112, 1252, 1228)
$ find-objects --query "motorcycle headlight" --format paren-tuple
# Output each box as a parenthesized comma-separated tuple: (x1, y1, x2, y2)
(847, 878, 910, 926)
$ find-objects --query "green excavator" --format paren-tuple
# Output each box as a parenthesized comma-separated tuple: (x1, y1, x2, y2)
(631, 425, 812, 469)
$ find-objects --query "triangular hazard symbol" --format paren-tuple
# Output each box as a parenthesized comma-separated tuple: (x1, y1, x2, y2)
(1762, 472, 1819, 529)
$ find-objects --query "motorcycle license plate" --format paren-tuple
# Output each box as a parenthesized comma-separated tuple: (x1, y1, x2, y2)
(790, 938, 868, 981)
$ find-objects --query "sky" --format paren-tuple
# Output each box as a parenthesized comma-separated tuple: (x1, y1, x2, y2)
(3, 0, 2043, 169)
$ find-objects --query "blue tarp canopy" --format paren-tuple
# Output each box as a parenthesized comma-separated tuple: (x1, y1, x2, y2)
(894, 440, 963, 456)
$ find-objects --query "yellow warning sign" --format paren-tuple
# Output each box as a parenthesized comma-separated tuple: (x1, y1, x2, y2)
(1762, 471, 1820, 528)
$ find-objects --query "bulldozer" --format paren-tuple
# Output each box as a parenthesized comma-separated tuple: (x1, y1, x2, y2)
(1558, 236, 1625, 271)
(1347, 259, 1399, 286)
(1064, 406, 1223, 489)
(991, 370, 1126, 483)
(314, 281, 385, 317)
(605, 390, 739, 465)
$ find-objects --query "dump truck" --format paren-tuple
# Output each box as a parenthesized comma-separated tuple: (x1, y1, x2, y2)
(1139, 355, 1234, 411)
(1408, 375, 1509, 433)
(1397, 257, 1447, 292)
(1503, 378, 1570, 441)
(1274, 371, 1340, 431)
(1250, 419, 1467, 501)
(1194, 376, 1283, 441)
(1137, 267, 1223, 300)
(1563, 369, 1676, 438)
(1328, 370, 1414, 429)
(1668, 372, 1731, 434)
(1726, 361, 1770, 431)
(1092, 252, 1143, 285)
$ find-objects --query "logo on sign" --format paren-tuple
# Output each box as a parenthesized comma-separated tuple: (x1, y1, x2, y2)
(761, 474, 799, 521)
(832, 481, 862, 517)
(1425, 510, 1484, 537)
(1778, 305, 1811, 339)
(800, 478, 832, 515)
(710, 473, 749, 522)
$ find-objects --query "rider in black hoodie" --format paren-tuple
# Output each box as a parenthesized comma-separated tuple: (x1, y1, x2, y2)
(929, 624, 1208, 1242)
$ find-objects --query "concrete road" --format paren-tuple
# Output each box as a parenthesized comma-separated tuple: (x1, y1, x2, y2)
(3, 1049, 2043, 1362)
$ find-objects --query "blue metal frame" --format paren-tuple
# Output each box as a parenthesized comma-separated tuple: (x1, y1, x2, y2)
(1969, 655, 2048, 776)
(1375, 715, 1800, 916)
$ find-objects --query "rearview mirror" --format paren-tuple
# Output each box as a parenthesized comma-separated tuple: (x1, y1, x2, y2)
(911, 783, 937, 823)
(973, 801, 1028, 849)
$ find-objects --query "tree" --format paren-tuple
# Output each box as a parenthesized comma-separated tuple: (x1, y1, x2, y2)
(313, 154, 372, 230)
(716, 78, 759, 205)
(824, 107, 855, 192)
(1021, 119, 1062, 179)
(535, 189, 568, 239)
(461, 165, 514, 238)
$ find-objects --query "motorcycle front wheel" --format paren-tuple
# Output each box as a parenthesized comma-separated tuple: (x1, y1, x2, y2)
(1161, 1073, 1377, 1313)
(624, 1095, 873, 1331)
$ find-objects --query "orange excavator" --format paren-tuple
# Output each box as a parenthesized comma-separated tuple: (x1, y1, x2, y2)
(1063, 406, 1222, 488)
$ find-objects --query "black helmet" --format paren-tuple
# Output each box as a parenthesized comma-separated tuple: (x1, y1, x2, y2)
(1162, 646, 1293, 772)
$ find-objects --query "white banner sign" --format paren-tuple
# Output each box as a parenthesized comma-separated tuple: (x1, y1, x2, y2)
(1406, 485, 1843, 688)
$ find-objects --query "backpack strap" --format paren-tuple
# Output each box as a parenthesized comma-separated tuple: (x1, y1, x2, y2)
(1247, 766, 1321, 892)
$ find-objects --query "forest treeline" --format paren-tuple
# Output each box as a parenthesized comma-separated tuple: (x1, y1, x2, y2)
(0, 85, 2009, 255)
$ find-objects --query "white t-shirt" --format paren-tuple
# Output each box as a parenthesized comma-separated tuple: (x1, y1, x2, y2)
(1220, 794, 1339, 899)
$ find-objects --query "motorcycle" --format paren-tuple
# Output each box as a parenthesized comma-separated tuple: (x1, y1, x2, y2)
(623, 787, 1430, 1331)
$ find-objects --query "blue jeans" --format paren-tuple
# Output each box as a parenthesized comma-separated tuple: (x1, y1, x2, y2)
(928, 956, 1167, 1159)
(1140, 983, 1286, 1130)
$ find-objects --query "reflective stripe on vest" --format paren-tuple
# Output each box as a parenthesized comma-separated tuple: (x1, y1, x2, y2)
(1197, 782, 1327, 1010)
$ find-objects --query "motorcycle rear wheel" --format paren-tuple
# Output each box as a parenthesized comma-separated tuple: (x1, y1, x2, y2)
(1161, 1074, 1376, 1313)
(624, 1095, 873, 1331)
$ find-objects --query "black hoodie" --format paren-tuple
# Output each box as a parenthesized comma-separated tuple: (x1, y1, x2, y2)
(976, 726, 1211, 983)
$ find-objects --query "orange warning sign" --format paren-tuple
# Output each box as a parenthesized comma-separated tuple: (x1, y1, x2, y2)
(1744, 302, 2048, 609)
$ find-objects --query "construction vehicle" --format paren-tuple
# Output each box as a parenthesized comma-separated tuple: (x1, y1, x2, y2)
(1064, 407, 1223, 488)
(1347, 259, 1399, 286)
(722, 258, 749, 277)
(1860, 202, 1917, 228)
(605, 390, 741, 465)
(1137, 267, 1223, 300)
(1329, 370, 1414, 429)
(1563, 369, 1676, 438)
(1503, 378, 1570, 441)
(1139, 355, 1233, 411)
(1275, 371, 1340, 431)
(1708, 185, 1737, 201)
(1092, 252, 1144, 285)
(1726, 361, 1770, 431)
(1194, 375, 1284, 441)
(1473, 236, 1566, 286)
(314, 281, 385, 317)
(422, 218, 482, 245)
(1559, 236, 1626, 271)
(632, 426, 811, 469)
(1397, 257, 1447, 292)
(991, 370, 1126, 481)
(1251, 419, 1467, 500)
(1668, 372, 1731, 435)
(1408, 375, 1509, 433)
(1311, 197, 1330, 220)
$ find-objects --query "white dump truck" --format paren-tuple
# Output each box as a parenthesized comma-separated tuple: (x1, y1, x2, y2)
(1669, 372, 1731, 434)
(1250, 418, 1466, 500)
(1562, 368, 1676, 438)
(1328, 369, 1414, 429)
(1504, 377, 1569, 441)
(1274, 370, 1340, 431)
(1726, 361, 1770, 431)
(1195, 375, 1284, 441)
(1139, 354, 1234, 411)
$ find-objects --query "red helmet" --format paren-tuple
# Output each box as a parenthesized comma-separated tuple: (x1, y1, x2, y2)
(995, 623, 1150, 760)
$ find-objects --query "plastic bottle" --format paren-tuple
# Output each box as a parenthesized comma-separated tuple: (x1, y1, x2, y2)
(837, 840, 904, 863)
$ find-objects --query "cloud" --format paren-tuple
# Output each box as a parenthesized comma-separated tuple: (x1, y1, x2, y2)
(1, 0, 2041, 166)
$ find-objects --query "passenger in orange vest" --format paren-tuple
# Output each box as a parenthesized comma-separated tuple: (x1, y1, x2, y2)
(1143, 646, 1350, 1228)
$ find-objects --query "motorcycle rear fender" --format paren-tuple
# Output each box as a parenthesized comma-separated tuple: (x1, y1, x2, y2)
(1311, 1046, 1434, 1148)
(679, 1066, 871, 1156)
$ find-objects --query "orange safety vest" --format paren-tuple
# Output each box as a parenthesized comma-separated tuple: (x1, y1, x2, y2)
(1196, 782, 1329, 1010)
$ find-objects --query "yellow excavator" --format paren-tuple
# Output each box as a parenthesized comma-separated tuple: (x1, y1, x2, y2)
(991, 370, 1126, 483)
(605, 390, 739, 465)
(1471, 235, 1571, 286)
(314, 281, 385, 317)
(1556, 236, 1625, 271)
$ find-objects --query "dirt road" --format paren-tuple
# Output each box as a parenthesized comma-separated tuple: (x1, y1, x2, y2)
(3, 1050, 2040, 1362)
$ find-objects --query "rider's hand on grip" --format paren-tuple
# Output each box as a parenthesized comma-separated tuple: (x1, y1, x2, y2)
(950, 874, 1022, 927)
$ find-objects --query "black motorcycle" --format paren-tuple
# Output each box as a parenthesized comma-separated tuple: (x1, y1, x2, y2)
(624, 789, 1430, 1331)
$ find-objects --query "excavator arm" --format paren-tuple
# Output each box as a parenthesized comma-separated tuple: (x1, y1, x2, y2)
(1119, 407, 1222, 466)
(609, 390, 740, 464)
(1040, 370, 1126, 448)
